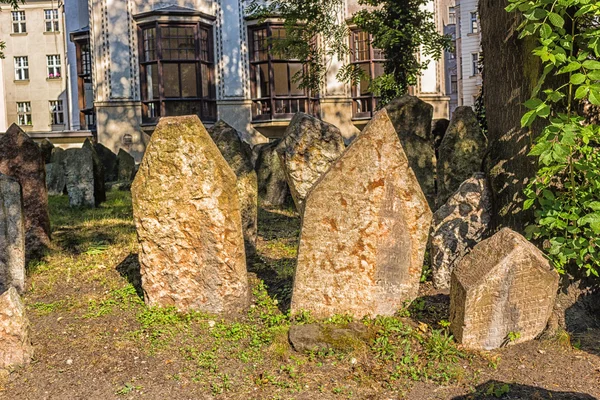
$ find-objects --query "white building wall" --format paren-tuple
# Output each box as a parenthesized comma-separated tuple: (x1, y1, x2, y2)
(0, 58, 6, 132)
(456, 0, 481, 107)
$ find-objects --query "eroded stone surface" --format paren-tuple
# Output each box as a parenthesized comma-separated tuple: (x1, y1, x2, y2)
(39, 139, 54, 164)
(132, 116, 248, 314)
(430, 173, 492, 289)
(385, 95, 436, 208)
(0, 124, 51, 260)
(83, 139, 106, 205)
(0, 174, 25, 294)
(45, 163, 66, 196)
(437, 106, 487, 207)
(255, 140, 292, 208)
(117, 148, 135, 181)
(450, 228, 559, 350)
(63, 148, 95, 207)
(291, 109, 432, 319)
(208, 120, 258, 256)
(0, 287, 33, 369)
(276, 113, 345, 212)
(288, 322, 371, 353)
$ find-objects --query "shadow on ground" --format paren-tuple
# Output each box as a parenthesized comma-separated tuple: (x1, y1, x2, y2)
(452, 380, 598, 399)
(116, 253, 144, 299)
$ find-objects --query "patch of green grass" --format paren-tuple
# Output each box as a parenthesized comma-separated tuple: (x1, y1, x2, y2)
(29, 300, 71, 315)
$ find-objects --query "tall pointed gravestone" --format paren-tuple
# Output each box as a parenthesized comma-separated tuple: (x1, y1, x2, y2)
(132, 116, 249, 314)
(290, 109, 432, 319)
(0, 174, 25, 294)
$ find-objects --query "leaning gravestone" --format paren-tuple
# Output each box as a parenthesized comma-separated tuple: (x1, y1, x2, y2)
(276, 113, 345, 213)
(82, 139, 106, 205)
(208, 120, 258, 256)
(450, 228, 559, 350)
(39, 139, 54, 164)
(63, 147, 96, 207)
(291, 109, 432, 319)
(0, 287, 34, 369)
(437, 106, 487, 207)
(132, 116, 249, 314)
(0, 174, 25, 294)
(117, 148, 135, 181)
(385, 95, 436, 208)
(45, 162, 66, 196)
(255, 140, 292, 208)
(94, 143, 118, 182)
(0, 124, 51, 260)
(430, 173, 492, 289)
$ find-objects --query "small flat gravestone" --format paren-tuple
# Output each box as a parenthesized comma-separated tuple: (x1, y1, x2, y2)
(276, 113, 345, 213)
(132, 116, 249, 314)
(94, 143, 118, 182)
(82, 139, 106, 205)
(117, 148, 135, 181)
(0, 174, 25, 294)
(450, 228, 559, 350)
(208, 120, 258, 257)
(254, 140, 292, 208)
(0, 287, 34, 369)
(63, 147, 96, 207)
(45, 163, 66, 196)
(291, 109, 432, 319)
(0, 124, 51, 260)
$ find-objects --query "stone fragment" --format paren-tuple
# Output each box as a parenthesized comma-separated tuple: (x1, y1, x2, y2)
(385, 95, 436, 208)
(255, 140, 292, 208)
(50, 146, 65, 164)
(0, 174, 25, 294)
(117, 148, 135, 181)
(94, 143, 118, 182)
(45, 163, 66, 196)
(0, 124, 51, 260)
(39, 139, 54, 164)
(63, 148, 95, 207)
(449, 228, 559, 350)
(437, 106, 487, 207)
(0, 287, 34, 369)
(291, 109, 432, 319)
(132, 116, 248, 314)
(208, 120, 258, 256)
(430, 173, 492, 289)
(276, 113, 345, 212)
(82, 139, 106, 205)
(288, 322, 371, 353)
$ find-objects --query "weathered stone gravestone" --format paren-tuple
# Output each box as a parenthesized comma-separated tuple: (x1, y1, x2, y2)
(276, 113, 345, 213)
(449, 228, 559, 350)
(255, 140, 292, 208)
(385, 95, 436, 208)
(0, 174, 25, 294)
(50, 146, 65, 164)
(39, 139, 54, 164)
(82, 139, 106, 205)
(63, 148, 96, 207)
(117, 148, 135, 181)
(45, 163, 66, 196)
(291, 109, 432, 319)
(208, 120, 258, 256)
(437, 106, 487, 207)
(430, 173, 492, 289)
(0, 287, 34, 369)
(132, 116, 249, 314)
(94, 143, 118, 182)
(0, 124, 51, 260)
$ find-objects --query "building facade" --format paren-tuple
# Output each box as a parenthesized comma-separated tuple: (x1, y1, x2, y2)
(455, 0, 482, 107)
(61, 0, 454, 160)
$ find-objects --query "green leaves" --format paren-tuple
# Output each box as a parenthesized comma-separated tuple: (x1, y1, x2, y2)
(570, 73, 586, 85)
(548, 12, 565, 28)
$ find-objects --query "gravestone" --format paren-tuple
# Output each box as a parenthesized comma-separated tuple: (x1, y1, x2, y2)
(50, 146, 65, 164)
(450, 228, 559, 350)
(437, 106, 487, 207)
(291, 109, 432, 319)
(0, 124, 51, 260)
(0, 174, 25, 294)
(117, 148, 135, 181)
(94, 143, 118, 182)
(82, 139, 106, 205)
(132, 116, 249, 314)
(0, 287, 34, 369)
(385, 95, 436, 208)
(208, 120, 258, 256)
(430, 173, 492, 289)
(63, 148, 95, 207)
(39, 139, 54, 164)
(276, 113, 345, 213)
(45, 163, 66, 196)
(255, 140, 292, 208)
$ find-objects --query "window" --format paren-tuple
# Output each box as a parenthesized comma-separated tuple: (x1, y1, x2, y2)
(12, 11, 26, 33)
(14, 56, 29, 80)
(44, 9, 59, 32)
(17, 102, 32, 126)
(451, 74, 458, 93)
(449, 7, 456, 25)
(349, 30, 385, 118)
(139, 23, 216, 123)
(74, 37, 95, 130)
(47, 55, 61, 78)
(472, 53, 481, 75)
(248, 24, 319, 121)
(49, 100, 64, 125)
(470, 12, 478, 34)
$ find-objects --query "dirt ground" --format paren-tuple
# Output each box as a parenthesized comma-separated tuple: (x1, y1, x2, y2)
(2, 192, 599, 400)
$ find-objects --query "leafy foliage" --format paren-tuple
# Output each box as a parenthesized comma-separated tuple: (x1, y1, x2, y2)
(507, 0, 600, 278)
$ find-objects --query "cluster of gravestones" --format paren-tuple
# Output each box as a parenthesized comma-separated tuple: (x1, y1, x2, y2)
(131, 95, 560, 352)
(43, 137, 137, 207)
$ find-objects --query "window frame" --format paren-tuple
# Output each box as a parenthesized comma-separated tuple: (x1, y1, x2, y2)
(17, 102, 32, 126)
(349, 29, 385, 119)
(448, 7, 456, 25)
(12, 11, 26, 33)
(248, 23, 319, 122)
(14, 56, 29, 81)
(470, 11, 478, 34)
(74, 36, 96, 130)
(44, 9, 59, 32)
(138, 22, 216, 124)
(47, 55, 62, 79)
(471, 52, 480, 76)
(49, 100, 64, 125)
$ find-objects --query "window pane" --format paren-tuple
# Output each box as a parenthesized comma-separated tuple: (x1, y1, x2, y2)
(165, 100, 202, 117)
(289, 63, 303, 96)
(201, 64, 210, 98)
(359, 63, 371, 95)
(273, 63, 289, 96)
(252, 28, 268, 62)
(256, 64, 270, 97)
(161, 26, 195, 60)
(163, 64, 181, 97)
(145, 64, 159, 100)
(180, 63, 198, 98)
